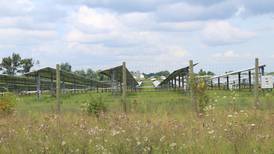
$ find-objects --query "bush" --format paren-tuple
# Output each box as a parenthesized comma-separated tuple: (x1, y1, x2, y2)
(0, 93, 16, 114)
(194, 78, 209, 113)
(81, 94, 106, 117)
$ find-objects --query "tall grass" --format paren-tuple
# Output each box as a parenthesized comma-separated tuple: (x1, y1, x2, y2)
(0, 90, 274, 153)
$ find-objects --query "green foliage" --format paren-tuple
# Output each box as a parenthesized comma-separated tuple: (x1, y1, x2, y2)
(60, 62, 72, 72)
(81, 94, 107, 117)
(198, 69, 215, 76)
(194, 78, 210, 113)
(20, 58, 34, 74)
(144, 71, 170, 78)
(0, 53, 34, 75)
(0, 93, 16, 114)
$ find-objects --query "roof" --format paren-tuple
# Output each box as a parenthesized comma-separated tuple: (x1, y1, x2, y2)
(159, 63, 198, 86)
(211, 65, 266, 79)
(24, 67, 110, 87)
(100, 65, 138, 86)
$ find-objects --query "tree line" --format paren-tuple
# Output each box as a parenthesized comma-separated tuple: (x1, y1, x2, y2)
(0, 53, 215, 79)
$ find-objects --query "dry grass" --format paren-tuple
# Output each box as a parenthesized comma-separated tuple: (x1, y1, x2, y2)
(0, 90, 274, 153)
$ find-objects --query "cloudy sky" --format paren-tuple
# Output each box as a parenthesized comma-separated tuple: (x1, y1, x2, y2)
(0, 0, 273, 74)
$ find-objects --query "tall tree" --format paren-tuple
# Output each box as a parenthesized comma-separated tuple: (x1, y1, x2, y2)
(0, 53, 22, 75)
(20, 58, 34, 74)
(60, 62, 72, 72)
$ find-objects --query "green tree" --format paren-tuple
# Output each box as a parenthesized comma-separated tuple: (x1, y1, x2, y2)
(198, 69, 215, 76)
(74, 69, 86, 76)
(0, 53, 22, 75)
(20, 58, 34, 74)
(86, 68, 97, 79)
(0, 53, 35, 75)
(61, 62, 72, 72)
(198, 69, 207, 76)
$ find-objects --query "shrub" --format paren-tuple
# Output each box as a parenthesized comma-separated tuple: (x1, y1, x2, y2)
(81, 94, 106, 117)
(194, 78, 209, 113)
(0, 93, 16, 114)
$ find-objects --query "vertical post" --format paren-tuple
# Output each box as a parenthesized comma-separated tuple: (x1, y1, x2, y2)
(189, 60, 196, 112)
(238, 72, 241, 90)
(248, 71, 252, 91)
(122, 62, 127, 112)
(36, 72, 41, 99)
(261, 66, 265, 76)
(50, 72, 54, 96)
(56, 64, 61, 113)
(254, 58, 260, 108)
(218, 77, 220, 89)
(178, 75, 181, 89)
(226, 76, 229, 90)
(182, 75, 185, 91)
(111, 70, 116, 95)
(174, 77, 177, 90)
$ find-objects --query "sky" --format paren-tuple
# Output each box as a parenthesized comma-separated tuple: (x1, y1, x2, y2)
(0, 0, 273, 74)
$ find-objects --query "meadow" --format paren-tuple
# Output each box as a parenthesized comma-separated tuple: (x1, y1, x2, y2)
(0, 88, 274, 154)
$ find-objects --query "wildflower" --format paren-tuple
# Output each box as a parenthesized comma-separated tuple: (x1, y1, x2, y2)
(251, 124, 256, 127)
(137, 141, 141, 145)
(170, 143, 177, 148)
(227, 115, 233, 118)
(111, 129, 120, 136)
(160, 136, 166, 142)
(208, 130, 215, 135)
(61, 141, 66, 146)
(144, 137, 148, 142)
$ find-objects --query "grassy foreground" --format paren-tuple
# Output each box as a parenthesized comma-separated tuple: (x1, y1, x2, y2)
(0, 90, 274, 153)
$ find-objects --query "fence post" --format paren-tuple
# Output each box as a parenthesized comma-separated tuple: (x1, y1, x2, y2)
(254, 58, 260, 108)
(36, 72, 41, 100)
(189, 60, 196, 113)
(56, 64, 61, 113)
(122, 62, 127, 112)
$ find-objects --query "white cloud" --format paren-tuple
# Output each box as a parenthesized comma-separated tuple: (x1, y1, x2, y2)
(156, 1, 236, 22)
(213, 50, 239, 58)
(235, 6, 246, 17)
(202, 21, 256, 46)
(0, 28, 56, 44)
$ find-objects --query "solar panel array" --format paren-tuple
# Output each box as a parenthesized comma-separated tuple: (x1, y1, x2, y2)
(0, 67, 111, 94)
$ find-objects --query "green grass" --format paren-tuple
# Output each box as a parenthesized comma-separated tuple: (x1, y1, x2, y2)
(1, 89, 274, 153)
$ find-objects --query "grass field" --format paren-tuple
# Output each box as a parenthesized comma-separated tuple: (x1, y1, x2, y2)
(1, 88, 274, 153)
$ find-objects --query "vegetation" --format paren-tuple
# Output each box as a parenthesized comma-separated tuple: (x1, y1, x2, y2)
(197, 69, 215, 76)
(81, 94, 107, 117)
(0, 93, 16, 114)
(0, 89, 274, 153)
(144, 71, 170, 78)
(60, 62, 107, 80)
(0, 53, 35, 75)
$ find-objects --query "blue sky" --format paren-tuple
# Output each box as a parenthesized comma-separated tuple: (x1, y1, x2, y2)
(0, 0, 273, 74)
